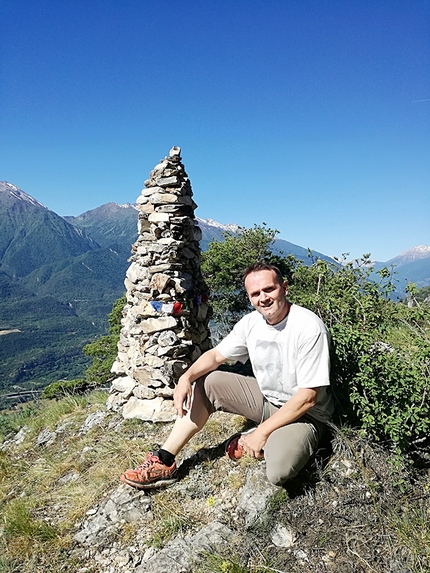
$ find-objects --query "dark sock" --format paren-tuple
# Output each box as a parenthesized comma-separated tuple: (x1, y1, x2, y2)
(157, 448, 176, 467)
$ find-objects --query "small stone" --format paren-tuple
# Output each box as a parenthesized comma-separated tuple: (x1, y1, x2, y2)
(140, 316, 177, 334)
(138, 202, 155, 214)
(142, 185, 164, 196)
(106, 394, 127, 412)
(144, 355, 164, 368)
(133, 385, 156, 400)
(169, 146, 181, 157)
(148, 212, 170, 223)
(158, 330, 178, 347)
(155, 204, 183, 213)
(150, 273, 171, 293)
(271, 524, 296, 548)
(36, 428, 57, 447)
(131, 368, 152, 386)
(79, 411, 107, 434)
(294, 550, 309, 563)
(149, 192, 179, 204)
(110, 376, 136, 397)
(156, 176, 180, 188)
(123, 396, 176, 422)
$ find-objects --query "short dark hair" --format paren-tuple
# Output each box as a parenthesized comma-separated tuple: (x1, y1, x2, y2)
(242, 262, 285, 286)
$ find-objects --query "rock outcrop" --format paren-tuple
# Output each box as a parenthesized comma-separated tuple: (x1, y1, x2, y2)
(108, 147, 212, 420)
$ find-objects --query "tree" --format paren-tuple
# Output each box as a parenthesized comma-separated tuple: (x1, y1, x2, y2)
(405, 284, 430, 306)
(204, 226, 430, 457)
(201, 224, 297, 337)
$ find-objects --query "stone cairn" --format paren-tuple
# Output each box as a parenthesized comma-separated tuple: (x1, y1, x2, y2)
(107, 147, 212, 421)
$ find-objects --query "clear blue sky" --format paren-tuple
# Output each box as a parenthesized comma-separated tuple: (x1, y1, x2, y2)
(1, 0, 429, 261)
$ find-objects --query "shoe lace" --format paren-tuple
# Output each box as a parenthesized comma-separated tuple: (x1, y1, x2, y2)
(137, 453, 160, 471)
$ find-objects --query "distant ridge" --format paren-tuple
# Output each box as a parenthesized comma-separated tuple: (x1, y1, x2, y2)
(0, 181, 429, 396)
(0, 181, 99, 278)
(372, 246, 430, 292)
(0, 181, 47, 210)
(64, 202, 139, 248)
(386, 245, 430, 266)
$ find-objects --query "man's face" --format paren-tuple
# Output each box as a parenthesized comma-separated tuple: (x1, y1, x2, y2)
(244, 269, 289, 325)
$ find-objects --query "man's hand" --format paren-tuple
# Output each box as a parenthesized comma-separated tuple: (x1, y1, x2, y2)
(239, 428, 266, 459)
(173, 377, 193, 417)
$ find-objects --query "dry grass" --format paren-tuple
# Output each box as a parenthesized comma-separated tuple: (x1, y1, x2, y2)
(0, 392, 245, 571)
(387, 500, 430, 572)
(0, 391, 153, 570)
(1, 391, 429, 573)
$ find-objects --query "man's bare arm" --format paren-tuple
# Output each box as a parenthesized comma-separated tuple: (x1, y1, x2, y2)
(174, 348, 228, 416)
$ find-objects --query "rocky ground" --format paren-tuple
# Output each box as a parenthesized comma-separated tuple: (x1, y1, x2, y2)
(1, 393, 429, 573)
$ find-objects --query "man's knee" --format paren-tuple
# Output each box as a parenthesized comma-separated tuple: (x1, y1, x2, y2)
(203, 371, 219, 396)
(264, 424, 318, 486)
(194, 371, 228, 413)
(193, 376, 215, 414)
(265, 459, 300, 486)
(202, 371, 228, 410)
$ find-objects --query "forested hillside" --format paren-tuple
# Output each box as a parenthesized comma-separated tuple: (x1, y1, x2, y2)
(1, 181, 429, 403)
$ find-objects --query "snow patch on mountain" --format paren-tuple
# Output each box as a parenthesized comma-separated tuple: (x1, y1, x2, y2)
(0, 181, 47, 209)
(400, 245, 430, 258)
(387, 245, 430, 264)
(196, 217, 240, 233)
(118, 203, 138, 210)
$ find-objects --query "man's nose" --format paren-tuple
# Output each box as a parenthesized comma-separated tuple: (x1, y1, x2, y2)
(259, 291, 269, 303)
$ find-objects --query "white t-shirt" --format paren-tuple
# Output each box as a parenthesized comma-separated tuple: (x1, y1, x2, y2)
(216, 303, 334, 422)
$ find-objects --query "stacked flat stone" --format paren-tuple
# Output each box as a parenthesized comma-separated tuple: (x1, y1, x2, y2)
(107, 147, 212, 421)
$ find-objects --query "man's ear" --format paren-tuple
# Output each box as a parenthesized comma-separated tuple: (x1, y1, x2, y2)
(283, 282, 288, 296)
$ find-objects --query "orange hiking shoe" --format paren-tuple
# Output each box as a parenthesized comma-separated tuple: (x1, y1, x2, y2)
(225, 433, 244, 460)
(225, 431, 265, 460)
(120, 452, 178, 489)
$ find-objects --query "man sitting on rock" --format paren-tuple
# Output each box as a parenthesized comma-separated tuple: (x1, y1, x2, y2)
(120, 262, 334, 489)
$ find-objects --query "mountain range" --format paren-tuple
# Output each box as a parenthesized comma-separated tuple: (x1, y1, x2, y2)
(1, 181, 429, 400)
(373, 245, 430, 290)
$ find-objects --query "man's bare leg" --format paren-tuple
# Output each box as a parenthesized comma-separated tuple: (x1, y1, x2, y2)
(120, 380, 211, 488)
(161, 380, 211, 455)
(120, 372, 264, 489)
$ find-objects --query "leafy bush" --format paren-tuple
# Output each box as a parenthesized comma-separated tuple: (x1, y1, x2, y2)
(201, 224, 297, 336)
(202, 227, 430, 457)
(288, 255, 430, 454)
(405, 284, 430, 306)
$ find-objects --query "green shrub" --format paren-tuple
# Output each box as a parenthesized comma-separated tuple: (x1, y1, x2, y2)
(202, 227, 430, 457)
(82, 333, 118, 384)
(288, 255, 430, 455)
